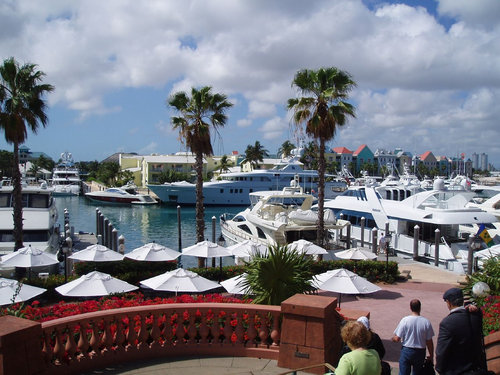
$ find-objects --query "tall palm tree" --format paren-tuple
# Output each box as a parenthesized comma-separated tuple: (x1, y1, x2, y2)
(0, 57, 54, 250)
(288, 67, 356, 247)
(241, 141, 269, 170)
(277, 140, 296, 159)
(168, 86, 233, 267)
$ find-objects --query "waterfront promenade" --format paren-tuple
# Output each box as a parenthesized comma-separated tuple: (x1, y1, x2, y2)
(79, 255, 465, 375)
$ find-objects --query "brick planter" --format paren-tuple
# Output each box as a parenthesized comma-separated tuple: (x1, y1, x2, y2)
(485, 330, 500, 375)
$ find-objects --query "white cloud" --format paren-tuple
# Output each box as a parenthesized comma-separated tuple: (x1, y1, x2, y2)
(1, 0, 499, 164)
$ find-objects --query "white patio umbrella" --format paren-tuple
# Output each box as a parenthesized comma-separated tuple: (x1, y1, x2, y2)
(334, 247, 377, 260)
(288, 239, 328, 255)
(182, 241, 232, 258)
(140, 268, 220, 295)
(125, 242, 180, 262)
(220, 273, 252, 295)
(227, 240, 268, 257)
(0, 278, 47, 306)
(69, 244, 124, 262)
(55, 271, 138, 297)
(311, 268, 381, 307)
(0, 245, 59, 268)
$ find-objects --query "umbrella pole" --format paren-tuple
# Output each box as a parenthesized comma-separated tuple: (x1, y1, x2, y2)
(219, 256, 223, 282)
(338, 293, 342, 308)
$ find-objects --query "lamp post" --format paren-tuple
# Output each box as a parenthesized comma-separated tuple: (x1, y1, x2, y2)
(217, 234, 226, 282)
(384, 233, 392, 272)
(467, 235, 482, 275)
(60, 238, 69, 283)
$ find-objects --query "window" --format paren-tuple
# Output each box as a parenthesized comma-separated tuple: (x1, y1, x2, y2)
(257, 228, 266, 239)
(238, 224, 252, 235)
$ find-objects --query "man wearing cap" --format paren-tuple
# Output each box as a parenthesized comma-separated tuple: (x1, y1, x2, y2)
(435, 287, 487, 375)
(392, 299, 434, 375)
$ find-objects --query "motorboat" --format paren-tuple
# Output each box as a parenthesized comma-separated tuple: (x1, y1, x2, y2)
(220, 182, 347, 247)
(0, 181, 59, 256)
(459, 186, 500, 244)
(322, 178, 497, 273)
(85, 184, 157, 205)
(147, 157, 347, 206)
(50, 152, 81, 196)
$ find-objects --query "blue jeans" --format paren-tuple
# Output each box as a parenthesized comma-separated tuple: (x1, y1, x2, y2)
(399, 346, 426, 375)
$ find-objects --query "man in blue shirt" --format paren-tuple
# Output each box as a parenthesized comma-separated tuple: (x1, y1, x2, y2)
(393, 299, 435, 375)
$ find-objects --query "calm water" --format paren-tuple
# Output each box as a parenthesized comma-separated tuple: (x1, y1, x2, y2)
(54, 196, 243, 268)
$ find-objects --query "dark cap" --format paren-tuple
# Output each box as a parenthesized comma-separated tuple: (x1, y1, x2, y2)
(443, 287, 463, 302)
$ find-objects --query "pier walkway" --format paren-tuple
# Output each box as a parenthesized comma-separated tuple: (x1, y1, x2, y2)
(81, 255, 464, 375)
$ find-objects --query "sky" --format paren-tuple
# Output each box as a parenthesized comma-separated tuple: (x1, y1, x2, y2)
(0, 0, 499, 167)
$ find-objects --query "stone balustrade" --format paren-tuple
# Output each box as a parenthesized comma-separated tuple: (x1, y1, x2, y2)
(39, 303, 281, 375)
(0, 295, 367, 375)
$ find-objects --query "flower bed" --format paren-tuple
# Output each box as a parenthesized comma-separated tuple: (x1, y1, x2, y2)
(1, 292, 251, 323)
(481, 295, 500, 336)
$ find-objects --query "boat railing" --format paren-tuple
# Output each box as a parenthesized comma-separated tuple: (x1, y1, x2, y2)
(39, 303, 281, 375)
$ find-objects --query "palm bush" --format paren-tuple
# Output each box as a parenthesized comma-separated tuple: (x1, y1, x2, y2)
(241, 244, 316, 305)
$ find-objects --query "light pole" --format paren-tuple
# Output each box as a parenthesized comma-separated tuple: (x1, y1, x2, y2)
(467, 235, 482, 275)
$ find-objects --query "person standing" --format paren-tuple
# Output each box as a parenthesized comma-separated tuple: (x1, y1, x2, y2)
(392, 299, 434, 375)
(435, 287, 487, 375)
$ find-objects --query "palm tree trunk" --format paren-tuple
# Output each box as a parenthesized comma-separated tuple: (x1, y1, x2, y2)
(195, 151, 206, 268)
(12, 142, 23, 251)
(317, 139, 326, 249)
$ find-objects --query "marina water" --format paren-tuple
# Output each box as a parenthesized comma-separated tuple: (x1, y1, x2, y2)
(54, 196, 243, 269)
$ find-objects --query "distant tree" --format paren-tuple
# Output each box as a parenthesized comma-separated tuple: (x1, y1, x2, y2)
(218, 154, 233, 174)
(417, 163, 429, 178)
(326, 160, 339, 175)
(36, 154, 55, 171)
(0, 57, 54, 250)
(0, 150, 13, 177)
(28, 162, 42, 181)
(96, 162, 121, 186)
(299, 141, 318, 170)
(288, 67, 356, 247)
(168, 86, 233, 267)
(379, 164, 388, 177)
(277, 140, 296, 159)
(77, 160, 99, 180)
(116, 170, 134, 186)
(157, 169, 191, 184)
(241, 141, 269, 170)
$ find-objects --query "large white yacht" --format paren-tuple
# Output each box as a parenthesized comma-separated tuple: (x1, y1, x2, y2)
(85, 184, 158, 205)
(220, 181, 347, 247)
(51, 152, 81, 196)
(147, 157, 347, 206)
(0, 181, 59, 255)
(322, 179, 497, 273)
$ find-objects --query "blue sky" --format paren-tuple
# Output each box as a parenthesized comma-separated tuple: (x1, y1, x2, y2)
(1, 0, 499, 167)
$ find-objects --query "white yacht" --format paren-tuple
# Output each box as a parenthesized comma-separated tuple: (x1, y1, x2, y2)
(85, 184, 158, 205)
(322, 179, 497, 273)
(51, 152, 81, 196)
(147, 157, 347, 206)
(0, 181, 59, 256)
(220, 182, 347, 247)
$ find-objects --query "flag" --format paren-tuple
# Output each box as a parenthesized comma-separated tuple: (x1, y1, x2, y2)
(476, 224, 494, 247)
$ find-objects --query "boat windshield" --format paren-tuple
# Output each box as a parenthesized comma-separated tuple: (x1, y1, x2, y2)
(267, 197, 307, 207)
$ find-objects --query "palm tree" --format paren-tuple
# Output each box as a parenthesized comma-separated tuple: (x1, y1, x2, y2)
(28, 161, 41, 181)
(241, 141, 269, 170)
(288, 67, 356, 247)
(218, 154, 233, 174)
(168, 86, 233, 267)
(277, 140, 296, 159)
(0, 57, 54, 250)
(300, 141, 318, 170)
(242, 244, 315, 305)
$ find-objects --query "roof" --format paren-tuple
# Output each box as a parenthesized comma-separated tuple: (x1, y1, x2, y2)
(353, 144, 369, 156)
(332, 147, 353, 154)
(142, 154, 203, 164)
(420, 151, 433, 161)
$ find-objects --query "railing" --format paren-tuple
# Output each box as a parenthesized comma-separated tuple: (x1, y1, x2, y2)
(40, 303, 281, 375)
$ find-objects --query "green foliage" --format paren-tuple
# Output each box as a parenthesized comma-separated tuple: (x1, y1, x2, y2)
(157, 169, 192, 184)
(190, 265, 246, 280)
(73, 258, 178, 284)
(95, 162, 121, 186)
(0, 150, 13, 177)
(463, 255, 500, 303)
(241, 244, 316, 305)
